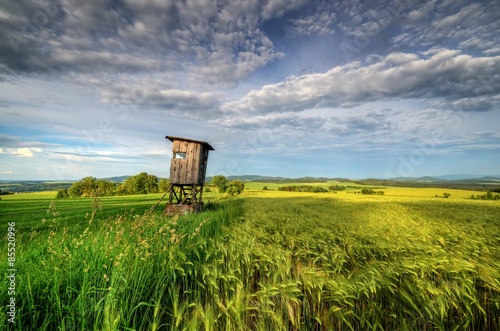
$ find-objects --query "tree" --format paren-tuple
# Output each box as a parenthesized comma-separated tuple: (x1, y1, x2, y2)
(55, 189, 69, 199)
(96, 179, 117, 196)
(158, 178, 170, 192)
(80, 176, 98, 197)
(124, 174, 144, 194)
(68, 181, 83, 197)
(123, 172, 159, 194)
(443, 192, 451, 198)
(122, 176, 135, 194)
(67, 173, 160, 197)
(226, 180, 245, 196)
(211, 175, 228, 193)
(68, 177, 118, 197)
(145, 174, 159, 193)
(263, 186, 268, 190)
(116, 184, 128, 195)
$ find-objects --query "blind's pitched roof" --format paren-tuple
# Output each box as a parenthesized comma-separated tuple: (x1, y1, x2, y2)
(165, 136, 215, 150)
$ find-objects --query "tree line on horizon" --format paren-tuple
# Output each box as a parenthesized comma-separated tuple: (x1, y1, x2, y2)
(56, 174, 246, 198)
(56, 172, 170, 198)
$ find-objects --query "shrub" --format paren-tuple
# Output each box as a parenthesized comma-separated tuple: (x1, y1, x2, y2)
(471, 191, 500, 200)
(278, 185, 328, 193)
(361, 188, 385, 195)
(329, 185, 346, 191)
(226, 180, 245, 196)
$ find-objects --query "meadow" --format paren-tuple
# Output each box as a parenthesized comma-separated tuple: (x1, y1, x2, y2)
(1, 185, 499, 330)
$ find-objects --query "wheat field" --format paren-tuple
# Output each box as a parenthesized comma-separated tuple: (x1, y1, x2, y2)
(1, 187, 499, 330)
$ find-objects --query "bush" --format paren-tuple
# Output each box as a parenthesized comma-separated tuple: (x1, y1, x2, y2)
(226, 180, 245, 196)
(278, 185, 328, 193)
(470, 191, 500, 200)
(263, 186, 268, 190)
(204, 187, 212, 193)
(361, 188, 385, 195)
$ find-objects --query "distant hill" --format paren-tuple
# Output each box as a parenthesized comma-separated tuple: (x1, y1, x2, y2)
(433, 174, 500, 180)
(0, 180, 73, 193)
(206, 175, 342, 183)
(100, 175, 172, 182)
(357, 176, 500, 190)
(206, 175, 289, 182)
(389, 176, 446, 182)
(204, 174, 500, 186)
(100, 175, 131, 183)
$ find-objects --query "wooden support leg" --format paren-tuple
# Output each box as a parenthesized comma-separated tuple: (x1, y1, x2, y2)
(199, 185, 204, 204)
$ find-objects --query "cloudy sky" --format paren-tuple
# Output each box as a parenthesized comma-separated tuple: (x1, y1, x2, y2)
(1, 0, 499, 180)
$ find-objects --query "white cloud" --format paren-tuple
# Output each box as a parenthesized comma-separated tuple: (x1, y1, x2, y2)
(49, 152, 117, 163)
(1, 0, 499, 179)
(288, 9, 336, 36)
(0, 147, 43, 158)
(394, 1, 500, 50)
(484, 47, 500, 55)
(14, 147, 42, 157)
(459, 37, 495, 50)
(0, 147, 43, 157)
(261, 0, 310, 19)
(224, 49, 500, 114)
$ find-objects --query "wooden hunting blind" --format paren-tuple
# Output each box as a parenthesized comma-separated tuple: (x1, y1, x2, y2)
(164, 136, 214, 215)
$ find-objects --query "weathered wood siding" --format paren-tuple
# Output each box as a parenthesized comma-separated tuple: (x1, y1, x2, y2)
(170, 141, 209, 185)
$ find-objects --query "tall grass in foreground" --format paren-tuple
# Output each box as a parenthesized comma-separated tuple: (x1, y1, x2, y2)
(1, 200, 243, 330)
(1, 196, 500, 330)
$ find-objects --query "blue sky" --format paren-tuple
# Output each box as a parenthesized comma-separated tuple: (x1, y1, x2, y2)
(1, 0, 499, 180)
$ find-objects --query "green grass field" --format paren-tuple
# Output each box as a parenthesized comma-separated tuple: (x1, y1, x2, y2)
(1, 184, 499, 330)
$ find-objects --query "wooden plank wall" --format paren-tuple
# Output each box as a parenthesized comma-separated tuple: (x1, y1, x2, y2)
(170, 141, 208, 185)
(198, 148, 209, 184)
